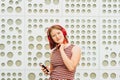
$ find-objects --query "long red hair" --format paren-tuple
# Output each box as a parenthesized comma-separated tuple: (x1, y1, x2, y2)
(47, 25, 68, 49)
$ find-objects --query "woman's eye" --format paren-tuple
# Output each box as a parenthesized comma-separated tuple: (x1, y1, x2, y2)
(58, 32, 60, 34)
(52, 35, 55, 37)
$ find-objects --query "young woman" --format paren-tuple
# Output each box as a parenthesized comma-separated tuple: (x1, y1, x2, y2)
(41, 25, 81, 80)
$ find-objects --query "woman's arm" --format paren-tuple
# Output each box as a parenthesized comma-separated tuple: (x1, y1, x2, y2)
(49, 63, 54, 74)
(49, 52, 54, 74)
(60, 44, 81, 71)
(40, 52, 54, 75)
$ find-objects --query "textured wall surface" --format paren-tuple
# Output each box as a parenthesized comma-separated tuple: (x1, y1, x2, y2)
(0, 0, 120, 80)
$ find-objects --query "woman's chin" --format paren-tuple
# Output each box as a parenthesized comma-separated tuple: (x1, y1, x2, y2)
(57, 41, 63, 44)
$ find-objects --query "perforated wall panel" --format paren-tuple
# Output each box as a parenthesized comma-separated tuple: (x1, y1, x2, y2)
(0, 0, 120, 80)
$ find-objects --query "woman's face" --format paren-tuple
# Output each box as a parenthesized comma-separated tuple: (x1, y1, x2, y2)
(50, 29, 64, 44)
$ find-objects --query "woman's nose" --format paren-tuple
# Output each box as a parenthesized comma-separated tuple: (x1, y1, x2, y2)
(56, 34, 59, 38)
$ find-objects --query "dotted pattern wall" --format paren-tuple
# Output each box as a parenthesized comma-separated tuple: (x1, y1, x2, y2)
(0, 0, 120, 80)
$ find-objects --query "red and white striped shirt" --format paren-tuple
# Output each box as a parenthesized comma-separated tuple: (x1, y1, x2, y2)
(49, 44, 75, 80)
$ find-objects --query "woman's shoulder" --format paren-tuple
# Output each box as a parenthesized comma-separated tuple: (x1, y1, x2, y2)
(71, 44, 81, 51)
(70, 43, 80, 48)
(71, 44, 81, 57)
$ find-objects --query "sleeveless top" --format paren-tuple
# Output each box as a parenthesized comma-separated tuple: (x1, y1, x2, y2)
(49, 44, 75, 80)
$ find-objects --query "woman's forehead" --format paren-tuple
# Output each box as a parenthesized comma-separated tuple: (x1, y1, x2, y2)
(50, 29, 61, 34)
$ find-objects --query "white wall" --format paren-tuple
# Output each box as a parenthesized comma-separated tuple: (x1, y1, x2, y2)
(0, 0, 120, 80)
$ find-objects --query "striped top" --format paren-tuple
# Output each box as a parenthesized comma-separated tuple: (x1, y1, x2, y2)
(49, 44, 75, 80)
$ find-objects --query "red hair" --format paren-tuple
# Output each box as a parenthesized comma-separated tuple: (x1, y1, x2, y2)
(47, 25, 68, 49)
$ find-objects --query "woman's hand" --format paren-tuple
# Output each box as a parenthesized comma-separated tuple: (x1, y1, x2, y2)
(41, 67, 49, 75)
(40, 63, 49, 75)
(59, 44, 65, 52)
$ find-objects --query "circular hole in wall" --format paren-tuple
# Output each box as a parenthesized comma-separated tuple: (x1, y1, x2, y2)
(110, 73, 116, 79)
(36, 44, 42, 50)
(15, 60, 22, 67)
(36, 36, 42, 42)
(102, 60, 109, 66)
(7, 52, 13, 58)
(110, 52, 116, 58)
(7, 6, 13, 13)
(7, 60, 13, 66)
(0, 44, 5, 50)
(90, 72, 96, 79)
(7, 19, 13, 25)
(15, 19, 22, 25)
(103, 72, 108, 79)
(44, 0, 51, 5)
(36, 52, 42, 58)
(28, 73, 36, 80)
(110, 60, 116, 66)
